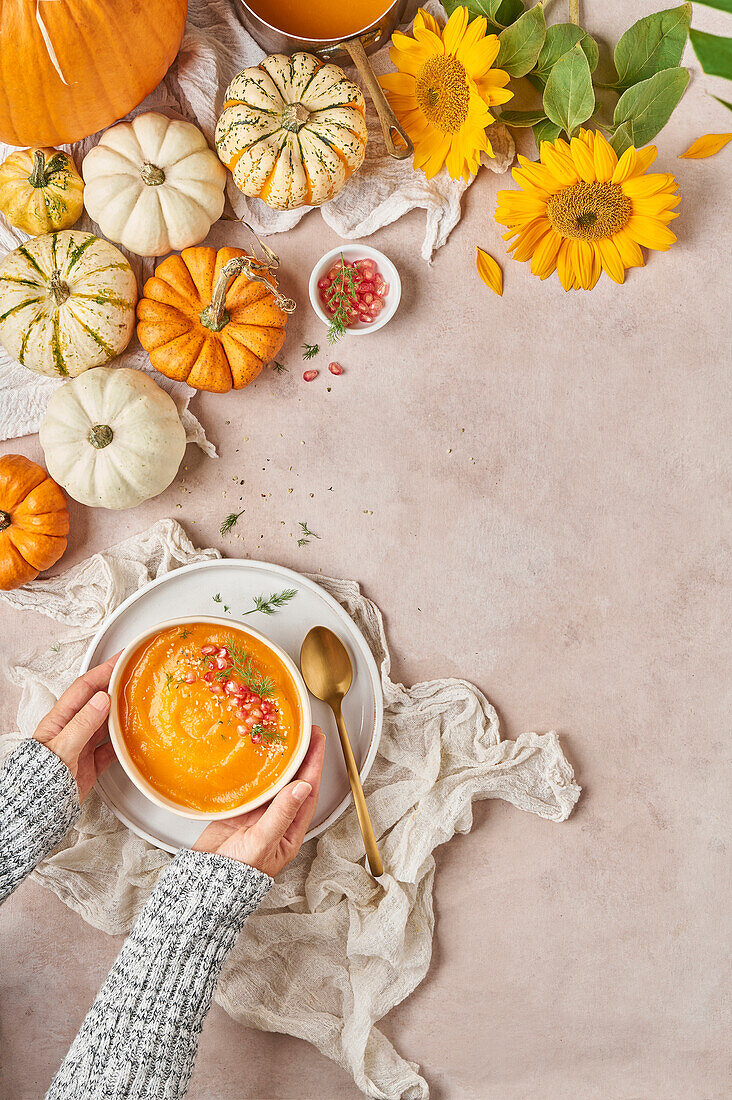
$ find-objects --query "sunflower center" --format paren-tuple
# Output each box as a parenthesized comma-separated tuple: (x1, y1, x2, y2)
(415, 56, 470, 134)
(546, 181, 632, 241)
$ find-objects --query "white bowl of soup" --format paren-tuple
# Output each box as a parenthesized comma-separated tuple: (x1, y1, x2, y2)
(108, 617, 311, 820)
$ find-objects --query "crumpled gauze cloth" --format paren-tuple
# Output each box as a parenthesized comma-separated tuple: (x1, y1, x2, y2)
(0, 0, 514, 443)
(0, 519, 580, 1099)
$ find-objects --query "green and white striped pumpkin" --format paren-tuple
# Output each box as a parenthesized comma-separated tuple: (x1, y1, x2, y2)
(215, 52, 367, 210)
(0, 230, 137, 377)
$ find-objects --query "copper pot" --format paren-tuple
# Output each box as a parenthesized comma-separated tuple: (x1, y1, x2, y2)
(233, 0, 414, 160)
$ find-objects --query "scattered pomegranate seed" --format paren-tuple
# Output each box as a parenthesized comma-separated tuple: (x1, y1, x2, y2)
(237, 725, 248, 736)
(185, 672, 196, 683)
(201, 645, 217, 656)
(236, 707, 246, 719)
(250, 729, 262, 744)
(209, 683, 223, 695)
(224, 680, 238, 695)
(215, 656, 227, 669)
(250, 708, 262, 720)
(317, 277, 330, 289)
(203, 671, 214, 682)
(250, 694, 261, 705)
(328, 361, 343, 375)
(217, 647, 229, 658)
(303, 369, 318, 382)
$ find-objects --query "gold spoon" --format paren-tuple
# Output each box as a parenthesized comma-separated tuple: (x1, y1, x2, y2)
(300, 626, 383, 878)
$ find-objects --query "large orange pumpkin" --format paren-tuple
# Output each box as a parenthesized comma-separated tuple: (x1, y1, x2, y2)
(0, 0, 188, 147)
(137, 247, 291, 393)
(0, 455, 69, 590)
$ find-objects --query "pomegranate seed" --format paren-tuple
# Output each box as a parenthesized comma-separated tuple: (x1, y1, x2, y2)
(237, 725, 248, 736)
(227, 698, 238, 710)
(317, 277, 330, 289)
(370, 299, 384, 315)
(250, 708, 262, 720)
(328, 361, 343, 375)
(224, 680, 238, 695)
(236, 707, 246, 719)
(303, 369, 318, 382)
(203, 671, 214, 682)
(359, 281, 374, 295)
(215, 656, 227, 669)
(377, 282, 389, 298)
(210, 683, 223, 695)
(327, 265, 339, 280)
(250, 730, 262, 744)
(201, 645, 217, 655)
(185, 672, 196, 684)
(217, 647, 229, 658)
(250, 694, 261, 705)
(358, 312, 372, 324)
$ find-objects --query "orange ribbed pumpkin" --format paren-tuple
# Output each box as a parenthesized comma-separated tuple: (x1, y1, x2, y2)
(0, 454, 69, 590)
(0, 0, 188, 147)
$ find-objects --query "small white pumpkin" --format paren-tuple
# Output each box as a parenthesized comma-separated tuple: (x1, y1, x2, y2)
(0, 231, 137, 377)
(83, 112, 227, 256)
(39, 367, 187, 510)
(216, 53, 367, 210)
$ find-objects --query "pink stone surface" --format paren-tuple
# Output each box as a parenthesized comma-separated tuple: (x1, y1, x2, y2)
(1, 4, 731, 1095)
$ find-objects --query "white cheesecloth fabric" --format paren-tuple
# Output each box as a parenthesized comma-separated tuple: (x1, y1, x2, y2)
(0, 0, 514, 443)
(0, 519, 580, 1100)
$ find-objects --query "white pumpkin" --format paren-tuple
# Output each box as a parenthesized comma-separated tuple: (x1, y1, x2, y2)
(82, 112, 227, 256)
(39, 367, 187, 510)
(0, 231, 137, 378)
(216, 53, 367, 210)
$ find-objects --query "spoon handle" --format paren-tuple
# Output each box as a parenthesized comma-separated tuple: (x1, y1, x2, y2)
(331, 699, 383, 878)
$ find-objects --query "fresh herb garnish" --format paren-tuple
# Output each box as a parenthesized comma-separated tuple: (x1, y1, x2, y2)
(326, 255, 358, 344)
(252, 723, 286, 745)
(243, 588, 297, 616)
(179, 629, 191, 639)
(220, 510, 244, 536)
(272, 361, 288, 374)
(212, 593, 231, 613)
(302, 342, 320, 360)
(297, 521, 320, 547)
(217, 643, 276, 698)
(50, 643, 61, 653)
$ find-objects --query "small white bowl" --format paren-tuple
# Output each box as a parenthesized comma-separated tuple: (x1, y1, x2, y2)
(308, 244, 401, 336)
(108, 616, 312, 821)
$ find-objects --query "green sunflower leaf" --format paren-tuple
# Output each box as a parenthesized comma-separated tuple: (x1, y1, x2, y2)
(534, 23, 599, 86)
(690, 29, 732, 80)
(608, 121, 634, 156)
(613, 4, 691, 89)
(533, 118, 562, 149)
(613, 67, 690, 147)
(441, 0, 524, 29)
(497, 3, 546, 77)
(500, 109, 549, 126)
(543, 43, 595, 137)
(690, 0, 732, 11)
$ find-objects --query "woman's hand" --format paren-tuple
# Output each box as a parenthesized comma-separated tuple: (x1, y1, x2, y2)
(33, 653, 120, 802)
(194, 727, 326, 878)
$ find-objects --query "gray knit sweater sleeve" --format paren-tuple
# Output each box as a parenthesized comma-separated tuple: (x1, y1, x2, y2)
(0, 738, 80, 902)
(46, 847, 272, 1099)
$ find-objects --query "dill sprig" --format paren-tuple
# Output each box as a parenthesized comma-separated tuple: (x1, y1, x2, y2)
(252, 723, 286, 746)
(297, 521, 320, 547)
(212, 593, 230, 613)
(243, 588, 297, 616)
(272, 361, 288, 374)
(220, 510, 244, 536)
(216, 643, 275, 698)
(326, 255, 358, 344)
(302, 342, 320, 360)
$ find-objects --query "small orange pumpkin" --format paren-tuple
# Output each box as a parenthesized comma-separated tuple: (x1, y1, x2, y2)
(136, 247, 291, 393)
(0, 455, 69, 590)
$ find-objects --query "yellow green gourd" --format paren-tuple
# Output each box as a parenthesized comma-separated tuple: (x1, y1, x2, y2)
(0, 148, 84, 235)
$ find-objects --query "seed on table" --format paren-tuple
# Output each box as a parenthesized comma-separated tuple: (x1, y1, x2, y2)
(303, 369, 318, 382)
(328, 361, 343, 375)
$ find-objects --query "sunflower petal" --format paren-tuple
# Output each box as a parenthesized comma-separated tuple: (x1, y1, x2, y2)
(597, 238, 626, 284)
(476, 247, 503, 295)
(626, 215, 677, 251)
(633, 145, 657, 175)
(556, 239, 575, 290)
(443, 5, 469, 53)
(614, 230, 645, 270)
(593, 131, 618, 181)
(679, 133, 732, 159)
(622, 172, 678, 199)
(530, 230, 562, 279)
(611, 146, 638, 184)
(570, 136, 596, 182)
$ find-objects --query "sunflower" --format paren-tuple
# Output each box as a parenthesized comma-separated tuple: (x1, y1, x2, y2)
(380, 7, 513, 182)
(494, 128, 681, 290)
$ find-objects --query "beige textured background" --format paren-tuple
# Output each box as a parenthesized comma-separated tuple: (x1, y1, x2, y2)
(1, 3, 731, 1097)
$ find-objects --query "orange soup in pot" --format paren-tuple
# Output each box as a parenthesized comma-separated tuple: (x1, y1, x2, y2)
(246, 0, 392, 40)
(118, 623, 301, 813)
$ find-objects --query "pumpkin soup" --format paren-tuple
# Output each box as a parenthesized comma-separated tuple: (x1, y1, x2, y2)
(246, 0, 391, 41)
(118, 623, 301, 812)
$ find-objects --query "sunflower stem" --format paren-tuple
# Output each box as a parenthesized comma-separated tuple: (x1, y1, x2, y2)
(569, 0, 580, 26)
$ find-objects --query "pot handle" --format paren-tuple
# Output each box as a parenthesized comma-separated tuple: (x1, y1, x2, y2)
(342, 38, 413, 161)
